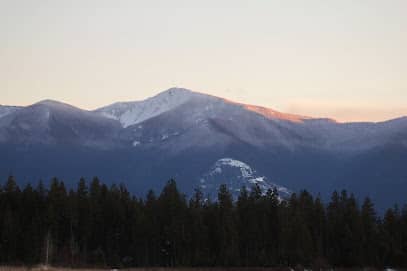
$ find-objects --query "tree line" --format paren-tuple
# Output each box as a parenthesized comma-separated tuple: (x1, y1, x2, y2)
(0, 176, 406, 268)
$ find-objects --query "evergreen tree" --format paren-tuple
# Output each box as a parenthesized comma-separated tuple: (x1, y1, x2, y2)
(157, 179, 187, 266)
(361, 197, 379, 266)
(216, 184, 238, 266)
(0, 176, 406, 268)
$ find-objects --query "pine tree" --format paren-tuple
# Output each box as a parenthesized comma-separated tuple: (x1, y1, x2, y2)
(0, 176, 406, 268)
(237, 186, 250, 265)
(158, 179, 187, 266)
(312, 195, 327, 268)
(0, 176, 21, 263)
(188, 188, 209, 265)
(217, 184, 238, 266)
(361, 197, 379, 266)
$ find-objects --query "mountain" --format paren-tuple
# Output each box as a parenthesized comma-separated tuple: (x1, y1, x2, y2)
(0, 105, 21, 119)
(0, 88, 406, 210)
(199, 158, 291, 200)
(0, 100, 122, 148)
(96, 88, 201, 128)
(97, 88, 407, 153)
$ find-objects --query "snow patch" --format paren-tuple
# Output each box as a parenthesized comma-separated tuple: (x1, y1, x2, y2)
(132, 141, 140, 147)
(96, 88, 197, 128)
(212, 158, 253, 178)
(200, 158, 291, 200)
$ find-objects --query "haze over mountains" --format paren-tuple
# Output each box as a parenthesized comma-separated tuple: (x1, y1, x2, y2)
(1, 88, 406, 210)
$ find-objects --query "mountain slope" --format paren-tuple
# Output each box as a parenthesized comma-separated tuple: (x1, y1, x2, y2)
(112, 90, 407, 154)
(0, 105, 21, 119)
(96, 88, 203, 127)
(96, 87, 318, 129)
(0, 100, 123, 148)
(0, 88, 406, 210)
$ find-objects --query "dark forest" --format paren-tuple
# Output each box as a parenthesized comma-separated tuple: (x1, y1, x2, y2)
(0, 176, 406, 268)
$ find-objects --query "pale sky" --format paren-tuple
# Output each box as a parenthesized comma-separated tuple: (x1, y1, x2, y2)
(1, 0, 406, 122)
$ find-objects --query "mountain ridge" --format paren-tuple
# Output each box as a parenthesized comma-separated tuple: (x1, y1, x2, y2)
(2, 88, 406, 124)
(0, 87, 406, 210)
(96, 87, 407, 124)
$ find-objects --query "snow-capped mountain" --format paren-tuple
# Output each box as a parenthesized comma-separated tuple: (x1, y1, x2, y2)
(96, 88, 204, 128)
(0, 87, 406, 210)
(96, 87, 316, 129)
(199, 158, 291, 200)
(95, 88, 407, 153)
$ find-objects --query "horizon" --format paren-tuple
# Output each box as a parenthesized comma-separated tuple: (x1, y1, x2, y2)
(1, 86, 407, 123)
(1, 1, 407, 122)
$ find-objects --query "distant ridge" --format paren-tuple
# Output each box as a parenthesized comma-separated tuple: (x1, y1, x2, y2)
(0, 87, 406, 211)
(2, 87, 406, 124)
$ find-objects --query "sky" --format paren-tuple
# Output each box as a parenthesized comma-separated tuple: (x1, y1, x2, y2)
(1, 0, 406, 122)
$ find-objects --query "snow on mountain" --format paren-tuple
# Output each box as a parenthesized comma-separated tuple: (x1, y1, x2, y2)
(199, 158, 291, 200)
(102, 88, 407, 153)
(3, 88, 406, 153)
(0, 100, 123, 147)
(1, 87, 407, 210)
(0, 105, 21, 119)
(240, 104, 312, 123)
(96, 88, 201, 128)
(95, 87, 320, 129)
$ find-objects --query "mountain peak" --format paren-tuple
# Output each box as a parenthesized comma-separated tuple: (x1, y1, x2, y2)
(95, 87, 315, 127)
(96, 87, 200, 127)
(151, 87, 198, 102)
(34, 100, 82, 112)
(37, 99, 63, 105)
(36, 99, 70, 107)
(160, 87, 193, 96)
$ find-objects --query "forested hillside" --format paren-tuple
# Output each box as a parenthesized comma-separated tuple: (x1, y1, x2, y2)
(0, 176, 406, 268)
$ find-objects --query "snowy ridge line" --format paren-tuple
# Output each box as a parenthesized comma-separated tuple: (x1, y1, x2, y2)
(95, 87, 334, 128)
(96, 88, 198, 127)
